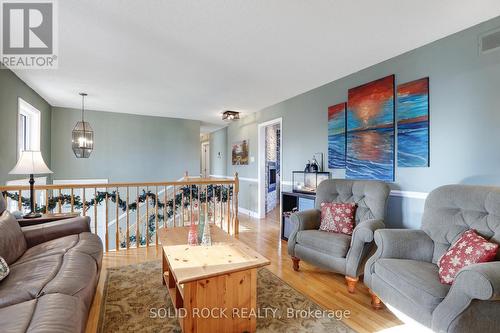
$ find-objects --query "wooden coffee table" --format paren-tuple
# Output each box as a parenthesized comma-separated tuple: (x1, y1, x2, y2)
(158, 225, 270, 333)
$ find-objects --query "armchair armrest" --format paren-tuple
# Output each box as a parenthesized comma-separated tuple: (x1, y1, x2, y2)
(345, 219, 384, 277)
(291, 209, 321, 231)
(373, 229, 434, 262)
(452, 262, 500, 301)
(287, 209, 321, 256)
(22, 216, 91, 248)
(364, 229, 434, 288)
(432, 262, 500, 332)
(352, 219, 385, 243)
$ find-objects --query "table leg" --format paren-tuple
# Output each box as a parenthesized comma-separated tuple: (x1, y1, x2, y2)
(162, 249, 167, 285)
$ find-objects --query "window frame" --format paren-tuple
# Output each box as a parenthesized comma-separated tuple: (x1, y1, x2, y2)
(17, 97, 41, 158)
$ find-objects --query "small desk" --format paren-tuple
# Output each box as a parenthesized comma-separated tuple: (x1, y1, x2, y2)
(159, 225, 270, 333)
(17, 212, 81, 227)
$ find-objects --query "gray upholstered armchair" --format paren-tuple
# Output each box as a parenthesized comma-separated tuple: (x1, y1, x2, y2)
(287, 179, 390, 293)
(365, 185, 500, 333)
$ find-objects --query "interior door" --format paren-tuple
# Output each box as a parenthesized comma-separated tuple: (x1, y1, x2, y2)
(201, 142, 210, 178)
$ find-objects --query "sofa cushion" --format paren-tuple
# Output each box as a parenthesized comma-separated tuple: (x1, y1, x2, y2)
(296, 230, 351, 257)
(0, 254, 62, 308)
(3, 233, 102, 306)
(14, 234, 79, 265)
(0, 298, 37, 333)
(68, 232, 104, 267)
(28, 293, 87, 333)
(0, 211, 27, 265)
(0, 294, 86, 333)
(42, 251, 98, 308)
(375, 258, 450, 313)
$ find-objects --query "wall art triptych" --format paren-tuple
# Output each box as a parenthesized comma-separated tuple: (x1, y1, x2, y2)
(327, 75, 430, 182)
(327, 103, 346, 169)
(396, 77, 430, 167)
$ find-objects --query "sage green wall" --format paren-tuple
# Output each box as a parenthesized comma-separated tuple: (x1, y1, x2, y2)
(209, 127, 227, 176)
(51, 107, 201, 182)
(0, 69, 52, 184)
(226, 16, 500, 229)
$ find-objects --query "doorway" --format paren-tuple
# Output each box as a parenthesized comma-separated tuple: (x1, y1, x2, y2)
(257, 118, 282, 219)
(201, 141, 210, 178)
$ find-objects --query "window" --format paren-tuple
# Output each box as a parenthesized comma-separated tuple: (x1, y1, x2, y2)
(18, 98, 41, 157)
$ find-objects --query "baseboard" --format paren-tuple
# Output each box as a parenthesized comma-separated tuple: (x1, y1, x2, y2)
(238, 206, 259, 218)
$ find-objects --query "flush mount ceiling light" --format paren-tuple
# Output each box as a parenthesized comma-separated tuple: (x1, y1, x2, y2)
(72, 92, 94, 158)
(222, 110, 240, 121)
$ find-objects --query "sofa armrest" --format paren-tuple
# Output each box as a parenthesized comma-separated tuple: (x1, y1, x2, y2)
(432, 262, 500, 332)
(22, 216, 91, 248)
(287, 209, 321, 256)
(345, 219, 384, 277)
(363, 229, 434, 288)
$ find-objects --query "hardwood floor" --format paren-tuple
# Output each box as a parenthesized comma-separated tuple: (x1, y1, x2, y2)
(85, 209, 402, 333)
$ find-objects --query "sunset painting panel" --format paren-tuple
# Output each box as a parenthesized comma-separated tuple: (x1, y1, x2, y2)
(328, 102, 346, 168)
(346, 75, 395, 181)
(397, 77, 429, 167)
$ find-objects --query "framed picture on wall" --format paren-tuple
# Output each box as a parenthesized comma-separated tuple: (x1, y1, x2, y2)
(328, 102, 347, 169)
(232, 140, 249, 165)
(397, 77, 430, 167)
(346, 74, 395, 182)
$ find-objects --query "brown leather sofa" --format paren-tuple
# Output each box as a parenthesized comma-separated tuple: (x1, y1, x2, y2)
(0, 196, 103, 333)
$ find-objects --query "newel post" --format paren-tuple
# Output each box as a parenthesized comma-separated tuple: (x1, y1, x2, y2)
(234, 172, 239, 235)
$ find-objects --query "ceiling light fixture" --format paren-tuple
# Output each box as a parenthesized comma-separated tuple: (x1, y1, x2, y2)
(72, 93, 94, 158)
(222, 110, 240, 121)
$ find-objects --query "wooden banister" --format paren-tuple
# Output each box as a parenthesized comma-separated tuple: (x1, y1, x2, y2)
(0, 179, 237, 192)
(0, 175, 240, 252)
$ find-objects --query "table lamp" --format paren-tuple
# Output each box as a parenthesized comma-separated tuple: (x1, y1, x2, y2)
(9, 151, 53, 218)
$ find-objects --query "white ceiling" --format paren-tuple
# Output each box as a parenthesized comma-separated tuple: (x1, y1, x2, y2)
(12, 1, 500, 131)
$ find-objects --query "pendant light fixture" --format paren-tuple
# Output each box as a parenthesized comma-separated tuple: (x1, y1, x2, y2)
(72, 92, 94, 158)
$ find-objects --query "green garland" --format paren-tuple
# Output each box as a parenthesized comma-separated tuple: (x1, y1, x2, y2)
(2, 184, 233, 247)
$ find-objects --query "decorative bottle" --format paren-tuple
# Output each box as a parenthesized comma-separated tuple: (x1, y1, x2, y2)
(201, 218, 212, 246)
(304, 160, 311, 173)
(198, 206, 205, 243)
(311, 157, 319, 172)
(188, 223, 198, 245)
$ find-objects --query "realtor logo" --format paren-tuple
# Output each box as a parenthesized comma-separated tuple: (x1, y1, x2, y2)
(1, 0, 58, 69)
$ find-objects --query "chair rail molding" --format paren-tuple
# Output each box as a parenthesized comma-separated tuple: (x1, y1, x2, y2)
(210, 175, 258, 182)
(390, 190, 428, 200)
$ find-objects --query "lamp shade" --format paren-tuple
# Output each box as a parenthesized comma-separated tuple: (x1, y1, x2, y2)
(9, 151, 53, 175)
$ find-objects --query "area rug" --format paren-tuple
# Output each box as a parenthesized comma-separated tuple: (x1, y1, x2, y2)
(98, 261, 356, 333)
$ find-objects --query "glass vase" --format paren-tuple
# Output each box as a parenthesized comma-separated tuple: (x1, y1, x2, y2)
(201, 218, 212, 246)
(188, 223, 198, 245)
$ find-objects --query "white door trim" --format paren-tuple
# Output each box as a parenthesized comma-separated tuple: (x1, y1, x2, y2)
(257, 117, 283, 219)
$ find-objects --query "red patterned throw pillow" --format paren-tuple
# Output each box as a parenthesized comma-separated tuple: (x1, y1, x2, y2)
(319, 202, 357, 235)
(438, 229, 498, 284)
